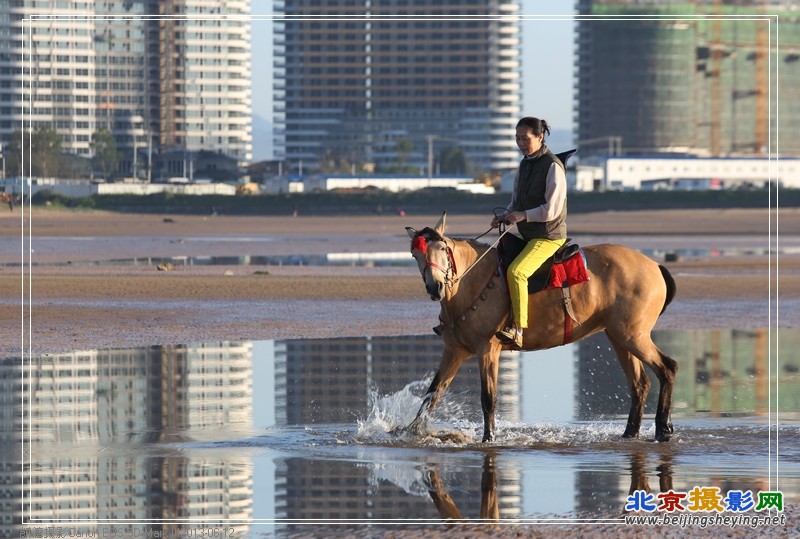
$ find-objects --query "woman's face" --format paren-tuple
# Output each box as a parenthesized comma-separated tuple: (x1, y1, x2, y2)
(515, 126, 543, 157)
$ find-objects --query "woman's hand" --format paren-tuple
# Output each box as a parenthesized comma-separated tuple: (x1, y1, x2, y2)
(491, 211, 525, 228)
(504, 211, 526, 225)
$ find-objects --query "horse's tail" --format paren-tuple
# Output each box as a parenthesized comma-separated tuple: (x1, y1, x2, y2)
(658, 265, 676, 315)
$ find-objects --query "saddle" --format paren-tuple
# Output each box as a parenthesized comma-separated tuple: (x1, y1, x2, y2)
(498, 234, 586, 293)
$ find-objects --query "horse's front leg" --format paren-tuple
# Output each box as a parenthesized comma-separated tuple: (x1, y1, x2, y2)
(407, 345, 470, 435)
(478, 341, 502, 442)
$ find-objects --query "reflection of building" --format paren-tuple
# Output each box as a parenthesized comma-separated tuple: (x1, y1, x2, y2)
(275, 455, 522, 524)
(274, 0, 521, 174)
(655, 328, 800, 416)
(274, 335, 520, 425)
(159, 343, 253, 430)
(154, 455, 253, 525)
(575, 332, 644, 419)
(1, 342, 253, 532)
(574, 328, 800, 420)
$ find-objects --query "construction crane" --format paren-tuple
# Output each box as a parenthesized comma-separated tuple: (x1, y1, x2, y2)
(708, 0, 723, 156)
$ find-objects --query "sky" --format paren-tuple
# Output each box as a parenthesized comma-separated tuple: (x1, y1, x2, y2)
(248, 2, 578, 157)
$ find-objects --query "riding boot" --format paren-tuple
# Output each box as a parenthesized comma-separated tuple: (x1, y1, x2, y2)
(496, 323, 523, 349)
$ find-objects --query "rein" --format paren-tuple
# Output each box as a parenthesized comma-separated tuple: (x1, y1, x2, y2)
(449, 225, 514, 286)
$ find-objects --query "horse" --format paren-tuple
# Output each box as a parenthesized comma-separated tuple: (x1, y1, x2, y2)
(403, 212, 679, 443)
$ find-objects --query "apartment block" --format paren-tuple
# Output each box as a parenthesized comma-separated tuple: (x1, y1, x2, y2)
(0, 0, 252, 180)
(273, 0, 522, 175)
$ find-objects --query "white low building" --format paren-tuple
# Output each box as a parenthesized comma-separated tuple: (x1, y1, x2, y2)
(5, 178, 237, 198)
(602, 156, 800, 191)
(503, 156, 800, 192)
(283, 175, 477, 193)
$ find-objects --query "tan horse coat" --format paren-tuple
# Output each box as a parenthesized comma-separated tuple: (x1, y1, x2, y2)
(406, 212, 678, 442)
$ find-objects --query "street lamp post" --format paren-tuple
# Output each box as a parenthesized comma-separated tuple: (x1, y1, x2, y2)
(425, 134, 464, 187)
(427, 135, 434, 187)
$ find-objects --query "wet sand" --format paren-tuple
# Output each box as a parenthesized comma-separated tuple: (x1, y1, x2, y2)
(1, 207, 799, 354)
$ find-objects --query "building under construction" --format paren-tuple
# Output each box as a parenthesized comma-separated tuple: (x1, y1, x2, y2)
(576, 0, 800, 158)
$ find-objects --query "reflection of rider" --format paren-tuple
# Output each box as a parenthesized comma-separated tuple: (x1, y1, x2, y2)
(491, 116, 567, 349)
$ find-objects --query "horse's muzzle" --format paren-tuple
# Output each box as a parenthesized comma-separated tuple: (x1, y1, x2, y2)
(427, 281, 444, 301)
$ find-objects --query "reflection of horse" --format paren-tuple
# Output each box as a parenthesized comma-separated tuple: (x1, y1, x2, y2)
(404, 213, 679, 442)
(425, 450, 675, 521)
(425, 452, 499, 521)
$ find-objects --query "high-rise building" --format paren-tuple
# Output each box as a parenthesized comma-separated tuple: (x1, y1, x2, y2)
(0, 0, 252, 180)
(273, 0, 521, 175)
(575, 0, 800, 158)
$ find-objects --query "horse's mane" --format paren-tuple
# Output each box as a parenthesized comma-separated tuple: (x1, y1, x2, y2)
(414, 226, 495, 257)
(447, 236, 495, 255)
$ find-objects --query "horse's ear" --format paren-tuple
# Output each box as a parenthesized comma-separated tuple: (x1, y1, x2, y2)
(434, 211, 447, 235)
(405, 226, 417, 239)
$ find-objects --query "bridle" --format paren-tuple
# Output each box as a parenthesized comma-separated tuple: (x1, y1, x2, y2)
(412, 223, 513, 291)
(412, 234, 458, 288)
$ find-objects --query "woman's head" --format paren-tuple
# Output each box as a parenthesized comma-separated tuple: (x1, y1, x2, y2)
(515, 117, 550, 157)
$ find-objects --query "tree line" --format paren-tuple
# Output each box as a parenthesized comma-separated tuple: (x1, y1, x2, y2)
(312, 137, 474, 176)
(3, 127, 118, 179)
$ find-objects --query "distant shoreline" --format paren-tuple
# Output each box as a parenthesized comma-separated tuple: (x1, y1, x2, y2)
(27, 186, 800, 217)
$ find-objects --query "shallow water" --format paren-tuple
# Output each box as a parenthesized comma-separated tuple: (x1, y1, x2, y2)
(4, 329, 799, 535)
(7, 243, 800, 268)
(5, 231, 800, 267)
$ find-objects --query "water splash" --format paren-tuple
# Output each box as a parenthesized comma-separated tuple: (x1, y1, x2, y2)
(356, 377, 430, 440)
(355, 375, 478, 444)
(353, 377, 643, 448)
(366, 460, 430, 498)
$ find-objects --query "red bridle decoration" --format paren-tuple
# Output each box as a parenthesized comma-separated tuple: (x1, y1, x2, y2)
(411, 234, 457, 278)
(411, 235, 427, 254)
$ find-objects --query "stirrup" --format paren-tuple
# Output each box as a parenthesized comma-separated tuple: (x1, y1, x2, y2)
(495, 324, 523, 349)
(495, 324, 516, 341)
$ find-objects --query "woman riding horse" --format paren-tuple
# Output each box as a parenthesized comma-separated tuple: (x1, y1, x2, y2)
(405, 213, 678, 443)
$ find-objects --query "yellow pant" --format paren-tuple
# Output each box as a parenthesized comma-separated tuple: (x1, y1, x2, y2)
(507, 237, 566, 328)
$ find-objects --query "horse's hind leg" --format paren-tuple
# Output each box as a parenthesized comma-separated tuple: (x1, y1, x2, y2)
(608, 330, 678, 442)
(606, 331, 651, 438)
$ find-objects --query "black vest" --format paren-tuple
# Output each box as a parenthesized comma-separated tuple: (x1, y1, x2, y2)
(514, 147, 567, 241)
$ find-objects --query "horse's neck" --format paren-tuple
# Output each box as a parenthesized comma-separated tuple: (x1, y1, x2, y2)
(453, 239, 488, 273)
(444, 239, 495, 304)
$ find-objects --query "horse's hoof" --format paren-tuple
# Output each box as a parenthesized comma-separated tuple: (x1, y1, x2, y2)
(621, 431, 640, 439)
(397, 416, 427, 438)
(655, 425, 673, 442)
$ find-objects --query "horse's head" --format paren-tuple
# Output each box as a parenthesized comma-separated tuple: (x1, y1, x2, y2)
(406, 212, 457, 301)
